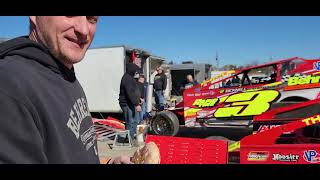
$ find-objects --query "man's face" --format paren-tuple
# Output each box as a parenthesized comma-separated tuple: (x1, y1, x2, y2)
(187, 75, 193, 82)
(157, 68, 163, 74)
(30, 16, 98, 68)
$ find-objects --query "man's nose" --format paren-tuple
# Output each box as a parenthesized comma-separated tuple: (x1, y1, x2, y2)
(74, 16, 89, 37)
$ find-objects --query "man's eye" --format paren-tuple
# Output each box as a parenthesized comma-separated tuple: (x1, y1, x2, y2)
(87, 16, 98, 24)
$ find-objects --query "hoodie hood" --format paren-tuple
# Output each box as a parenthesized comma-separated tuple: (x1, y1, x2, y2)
(0, 36, 75, 81)
(126, 63, 140, 77)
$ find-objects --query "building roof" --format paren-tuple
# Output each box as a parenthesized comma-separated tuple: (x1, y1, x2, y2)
(0, 38, 8, 43)
(89, 45, 166, 61)
(169, 63, 211, 70)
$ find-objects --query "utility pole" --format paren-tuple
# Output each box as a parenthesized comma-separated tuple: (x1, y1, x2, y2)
(216, 51, 219, 70)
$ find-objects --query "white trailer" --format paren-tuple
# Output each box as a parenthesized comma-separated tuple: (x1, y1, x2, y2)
(74, 46, 168, 118)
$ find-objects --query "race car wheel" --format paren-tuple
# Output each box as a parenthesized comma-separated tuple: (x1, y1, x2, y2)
(151, 111, 180, 136)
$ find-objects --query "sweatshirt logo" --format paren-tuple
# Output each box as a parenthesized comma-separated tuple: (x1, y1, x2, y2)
(66, 97, 91, 139)
(67, 97, 97, 153)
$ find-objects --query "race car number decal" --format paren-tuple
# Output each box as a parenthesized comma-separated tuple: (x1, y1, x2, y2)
(192, 90, 280, 117)
(215, 90, 279, 117)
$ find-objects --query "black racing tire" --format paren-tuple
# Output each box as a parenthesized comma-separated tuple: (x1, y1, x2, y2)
(151, 111, 180, 136)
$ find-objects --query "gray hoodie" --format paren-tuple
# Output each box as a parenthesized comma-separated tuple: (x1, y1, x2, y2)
(0, 36, 99, 164)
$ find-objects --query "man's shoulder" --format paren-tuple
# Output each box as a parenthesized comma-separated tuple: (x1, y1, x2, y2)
(1, 55, 39, 75)
(121, 73, 130, 80)
(0, 55, 40, 92)
(121, 74, 135, 84)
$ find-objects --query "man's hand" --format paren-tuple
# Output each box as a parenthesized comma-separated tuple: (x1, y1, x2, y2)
(108, 156, 133, 164)
(136, 105, 142, 112)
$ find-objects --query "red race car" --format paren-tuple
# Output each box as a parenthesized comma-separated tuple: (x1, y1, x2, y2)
(150, 57, 320, 138)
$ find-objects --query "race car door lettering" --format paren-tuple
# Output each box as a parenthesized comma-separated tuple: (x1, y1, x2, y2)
(302, 115, 320, 126)
(192, 98, 219, 108)
(214, 90, 280, 117)
(288, 75, 320, 86)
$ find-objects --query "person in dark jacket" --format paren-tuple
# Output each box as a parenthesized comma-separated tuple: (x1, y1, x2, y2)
(136, 74, 147, 123)
(119, 63, 142, 140)
(153, 66, 167, 111)
(0, 16, 131, 164)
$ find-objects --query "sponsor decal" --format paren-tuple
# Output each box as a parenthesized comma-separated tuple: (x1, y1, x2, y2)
(257, 125, 281, 133)
(201, 92, 211, 96)
(288, 75, 320, 86)
(225, 88, 246, 93)
(272, 153, 299, 162)
(302, 114, 320, 126)
(303, 150, 320, 163)
(186, 93, 195, 97)
(223, 83, 280, 94)
(192, 99, 219, 108)
(247, 151, 269, 161)
(314, 61, 320, 71)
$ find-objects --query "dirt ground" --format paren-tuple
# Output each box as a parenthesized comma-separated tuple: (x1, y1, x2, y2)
(97, 139, 139, 160)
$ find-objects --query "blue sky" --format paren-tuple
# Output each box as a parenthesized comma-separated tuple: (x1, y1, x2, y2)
(1, 16, 320, 67)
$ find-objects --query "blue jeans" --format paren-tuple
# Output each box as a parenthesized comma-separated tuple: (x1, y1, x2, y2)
(139, 101, 146, 123)
(121, 105, 140, 140)
(155, 90, 165, 110)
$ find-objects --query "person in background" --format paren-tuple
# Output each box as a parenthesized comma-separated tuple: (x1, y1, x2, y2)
(119, 63, 142, 141)
(137, 73, 147, 123)
(153, 66, 167, 111)
(181, 74, 198, 91)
